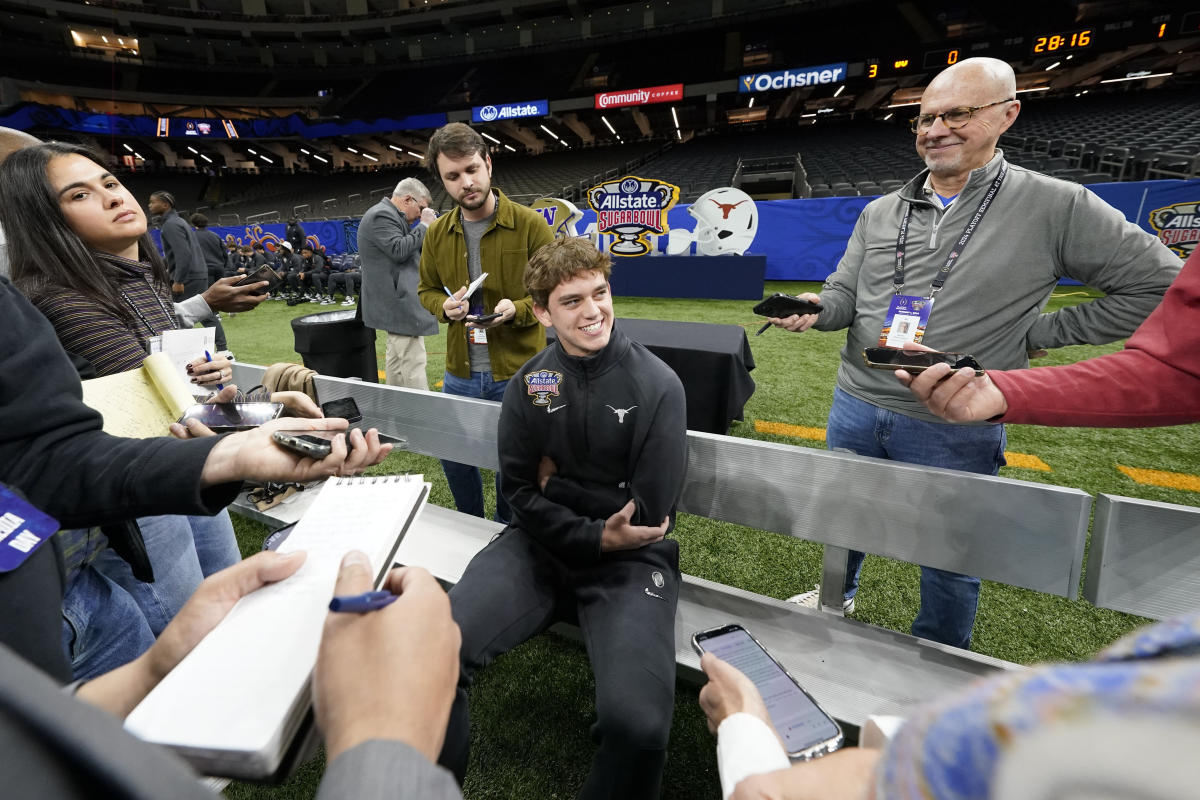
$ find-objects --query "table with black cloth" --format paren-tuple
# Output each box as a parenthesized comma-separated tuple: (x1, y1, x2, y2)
(547, 318, 755, 435)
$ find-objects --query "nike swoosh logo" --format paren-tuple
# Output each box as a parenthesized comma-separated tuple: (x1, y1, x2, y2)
(548, 404, 567, 414)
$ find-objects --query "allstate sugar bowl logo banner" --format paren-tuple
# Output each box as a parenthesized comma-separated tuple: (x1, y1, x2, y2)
(586, 175, 680, 256)
(1148, 201, 1200, 259)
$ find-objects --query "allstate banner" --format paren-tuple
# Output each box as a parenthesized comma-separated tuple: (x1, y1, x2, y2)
(472, 100, 548, 124)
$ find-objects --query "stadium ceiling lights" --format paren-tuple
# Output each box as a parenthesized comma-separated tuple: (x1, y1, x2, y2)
(480, 132, 501, 144)
(539, 124, 560, 141)
(70, 28, 139, 56)
(600, 116, 616, 135)
(1100, 71, 1173, 84)
(833, 85, 845, 98)
(504, 144, 515, 152)
(122, 143, 133, 152)
(406, 150, 423, 158)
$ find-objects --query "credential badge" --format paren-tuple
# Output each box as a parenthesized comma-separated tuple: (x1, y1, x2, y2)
(525, 369, 563, 407)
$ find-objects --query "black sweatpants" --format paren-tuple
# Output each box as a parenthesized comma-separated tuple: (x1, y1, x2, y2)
(439, 528, 680, 800)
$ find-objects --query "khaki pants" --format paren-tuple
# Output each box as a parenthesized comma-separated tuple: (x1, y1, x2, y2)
(385, 333, 429, 390)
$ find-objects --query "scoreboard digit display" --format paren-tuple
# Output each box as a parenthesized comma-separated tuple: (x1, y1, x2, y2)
(1031, 28, 1093, 54)
(923, 48, 961, 69)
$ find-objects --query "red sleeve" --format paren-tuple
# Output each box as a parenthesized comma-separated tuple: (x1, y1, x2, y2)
(993, 247, 1200, 427)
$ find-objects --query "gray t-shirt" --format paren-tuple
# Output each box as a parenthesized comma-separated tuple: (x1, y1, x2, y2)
(462, 210, 495, 374)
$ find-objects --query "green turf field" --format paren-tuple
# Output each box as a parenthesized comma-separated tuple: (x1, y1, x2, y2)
(220, 283, 1200, 799)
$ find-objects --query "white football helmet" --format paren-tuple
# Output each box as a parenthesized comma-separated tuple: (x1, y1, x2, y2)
(683, 187, 759, 256)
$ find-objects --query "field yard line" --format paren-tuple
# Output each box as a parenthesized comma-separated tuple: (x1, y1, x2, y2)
(1117, 465, 1200, 493)
(754, 419, 1052, 471)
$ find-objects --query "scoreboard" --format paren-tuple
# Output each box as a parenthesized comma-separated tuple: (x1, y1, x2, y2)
(862, 10, 1197, 81)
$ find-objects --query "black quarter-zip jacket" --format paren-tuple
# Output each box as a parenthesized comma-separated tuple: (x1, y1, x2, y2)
(498, 324, 688, 566)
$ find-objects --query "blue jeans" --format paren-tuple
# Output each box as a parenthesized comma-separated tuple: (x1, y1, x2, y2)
(442, 370, 510, 522)
(61, 528, 157, 681)
(825, 388, 1006, 649)
(92, 511, 240, 636)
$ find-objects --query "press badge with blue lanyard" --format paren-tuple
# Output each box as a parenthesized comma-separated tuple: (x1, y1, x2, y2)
(879, 163, 1007, 347)
(0, 483, 59, 573)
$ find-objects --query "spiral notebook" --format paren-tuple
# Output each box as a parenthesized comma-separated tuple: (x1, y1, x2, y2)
(125, 474, 430, 779)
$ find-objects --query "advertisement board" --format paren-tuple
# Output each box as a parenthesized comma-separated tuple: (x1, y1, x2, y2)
(739, 63, 847, 93)
(594, 83, 684, 110)
(471, 99, 549, 123)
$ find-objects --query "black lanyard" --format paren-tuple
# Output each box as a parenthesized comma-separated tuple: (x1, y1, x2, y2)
(119, 275, 178, 342)
(894, 162, 1007, 298)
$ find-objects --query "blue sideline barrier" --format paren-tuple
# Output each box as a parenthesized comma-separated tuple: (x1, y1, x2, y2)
(162, 178, 1198, 283)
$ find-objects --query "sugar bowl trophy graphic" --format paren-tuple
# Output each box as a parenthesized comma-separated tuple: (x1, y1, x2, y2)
(587, 175, 680, 256)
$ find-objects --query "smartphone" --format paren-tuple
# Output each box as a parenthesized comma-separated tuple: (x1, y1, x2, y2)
(752, 293, 822, 318)
(271, 430, 345, 459)
(862, 347, 984, 376)
(320, 396, 363, 424)
(693, 623, 843, 760)
(467, 312, 503, 323)
(178, 402, 284, 432)
(233, 264, 282, 295)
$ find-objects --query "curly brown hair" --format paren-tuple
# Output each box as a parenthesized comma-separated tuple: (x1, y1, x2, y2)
(525, 237, 612, 308)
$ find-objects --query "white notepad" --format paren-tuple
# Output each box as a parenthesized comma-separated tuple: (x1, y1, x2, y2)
(125, 474, 430, 779)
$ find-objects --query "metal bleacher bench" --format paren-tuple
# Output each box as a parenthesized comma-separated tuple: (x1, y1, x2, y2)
(1084, 494, 1200, 621)
(230, 364, 1094, 730)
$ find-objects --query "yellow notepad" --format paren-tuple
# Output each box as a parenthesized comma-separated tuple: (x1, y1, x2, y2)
(79, 352, 196, 438)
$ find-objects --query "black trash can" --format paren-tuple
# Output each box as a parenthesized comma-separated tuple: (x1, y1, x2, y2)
(291, 309, 379, 383)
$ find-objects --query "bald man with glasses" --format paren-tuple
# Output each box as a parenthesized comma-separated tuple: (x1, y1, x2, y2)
(767, 57, 1181, 649)
(359, 176, 440, 389)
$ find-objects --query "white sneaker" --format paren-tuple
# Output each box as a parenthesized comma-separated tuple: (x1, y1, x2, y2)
(786, 585, 855, 614)
(320, 297, 334, 305)
(341, 297, 355, 306)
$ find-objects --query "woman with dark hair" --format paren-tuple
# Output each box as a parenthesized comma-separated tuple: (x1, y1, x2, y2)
(0, 141, 242, 679)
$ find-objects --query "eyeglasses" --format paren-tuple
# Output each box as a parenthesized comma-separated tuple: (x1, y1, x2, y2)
(406, 195, 429, 211)
(910, 98, 1014, 134)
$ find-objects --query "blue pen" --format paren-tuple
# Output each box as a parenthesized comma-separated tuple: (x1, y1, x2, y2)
(443, 284, 465, 312)
(204, 349, 224, 390)
(329, 590, 398, 613)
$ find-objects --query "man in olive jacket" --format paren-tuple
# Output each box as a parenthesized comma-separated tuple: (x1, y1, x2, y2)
(359, 177, 440, 389)
(417, 123, 554, 520)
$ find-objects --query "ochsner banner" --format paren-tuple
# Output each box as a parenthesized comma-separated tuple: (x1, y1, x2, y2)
(739, 63, 846, 93)
(472, 99, 549, 123)
(594, 84, 684, 110)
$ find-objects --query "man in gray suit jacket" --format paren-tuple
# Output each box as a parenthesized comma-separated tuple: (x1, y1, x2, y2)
(359, 177, 440, 389)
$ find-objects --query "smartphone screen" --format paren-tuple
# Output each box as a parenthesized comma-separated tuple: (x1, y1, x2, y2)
(695, 626, 841, 756)
(320, 397, 362, 423)
(179, 402, 283, 431)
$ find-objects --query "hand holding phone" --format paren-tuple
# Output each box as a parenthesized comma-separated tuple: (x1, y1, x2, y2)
(862, 346, 984, 376)
(232, 264, 283, 295)
(466, 312, 503, 324)
(753, 294, 822, 335)
(752, 293, 823, 319)
(272, 428, 405, 459)
(178, 402, 284, 432)
(694, 623, 843, 760)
